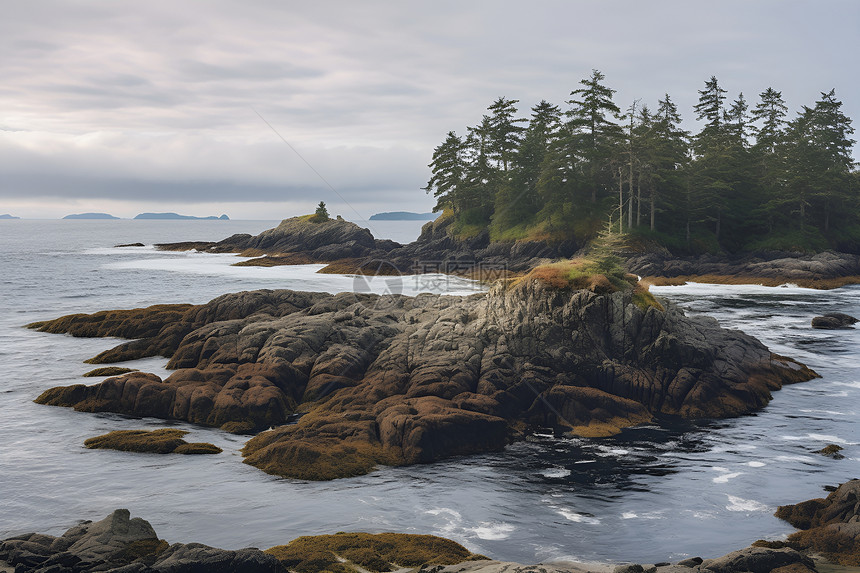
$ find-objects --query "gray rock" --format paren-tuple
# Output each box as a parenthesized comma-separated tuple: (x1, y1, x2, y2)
(148, 543, 285, 573)
(65, 509, 157, 562)
(812, 312, 858, 329)
(700, 546, 813, 573)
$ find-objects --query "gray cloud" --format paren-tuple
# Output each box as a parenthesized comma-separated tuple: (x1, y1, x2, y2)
(1, 0, 857, 218)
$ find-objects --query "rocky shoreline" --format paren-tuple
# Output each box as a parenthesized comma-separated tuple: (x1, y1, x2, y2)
(10, 481, 860, 573)
(153, 215, 860, 288)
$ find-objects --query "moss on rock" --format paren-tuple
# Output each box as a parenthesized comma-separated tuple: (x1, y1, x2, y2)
(264, 532, 485, 573)
(84, 429, 221, 455)
(83, 367, 138, 377)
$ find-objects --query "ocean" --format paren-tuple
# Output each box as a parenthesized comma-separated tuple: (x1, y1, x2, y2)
(2, 219, 860, 564)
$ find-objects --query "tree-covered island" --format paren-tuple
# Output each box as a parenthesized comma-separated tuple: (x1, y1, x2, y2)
(423, 70, 858, 254)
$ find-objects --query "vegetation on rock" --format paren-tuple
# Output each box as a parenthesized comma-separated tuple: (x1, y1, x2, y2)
(83, 429, 222, 455)
(264, 532, 484, 573)
(83, 366, 138, 377)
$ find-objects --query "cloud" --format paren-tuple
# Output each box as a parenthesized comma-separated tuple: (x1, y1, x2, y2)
(1, 0, 858, 217)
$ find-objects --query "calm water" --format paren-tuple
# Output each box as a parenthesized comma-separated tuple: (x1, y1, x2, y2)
(2, 219, 860, 565)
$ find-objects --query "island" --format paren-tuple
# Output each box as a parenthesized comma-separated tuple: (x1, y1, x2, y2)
(62, 213, 120, 220)
(0, 213, 20, 219)
(133, 213, 229, 220)
(369, 211, 436, 221)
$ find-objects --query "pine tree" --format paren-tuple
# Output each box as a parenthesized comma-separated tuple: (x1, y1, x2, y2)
(566, 69, 623, 205)
(423, 131, 465, 213)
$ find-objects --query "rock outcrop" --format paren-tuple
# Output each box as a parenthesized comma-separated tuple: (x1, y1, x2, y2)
(0, 509, 285, 573)
(811, 312, 858, 329)
(84, 429, 222, 455)
(155, 216, 396, 263)
(773, 479, 860, 566)
(629, 250, 860, 289)
(31, 278, 816, 480)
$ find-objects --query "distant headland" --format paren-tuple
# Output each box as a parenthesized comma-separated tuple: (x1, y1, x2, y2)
(368, 211, 435, 221)
(134, 213, 230, 221)
(0, 214, 20, 219)
(133, 213, 229, 220)
(62, 213, 119, 220)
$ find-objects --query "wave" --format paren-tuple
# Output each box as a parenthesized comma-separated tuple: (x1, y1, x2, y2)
(726, 495, 769, 512)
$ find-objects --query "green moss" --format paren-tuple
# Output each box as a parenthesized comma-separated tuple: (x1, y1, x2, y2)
(83, 429, 221, 455)
(220, 420, 257, 434)
(632, 287, 665, 312)
(174, 442, 222, 455)
(265, 532, 483, 573)
(82, 367, 138, 377)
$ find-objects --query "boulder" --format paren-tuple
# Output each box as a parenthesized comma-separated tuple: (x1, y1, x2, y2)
(811, 312, 858, 329)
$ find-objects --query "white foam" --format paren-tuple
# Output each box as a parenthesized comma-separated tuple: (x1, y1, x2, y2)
(469, 522, 515, 540)
(556, 508, 600, 524)
(726, 495, 769, 512)
(621, 511, 663, 520)
(775, 455, 816, 463)
(596, 447, 630, 457)
(540, 468, 572, 479)
(103, 254, 485, 296)
(713, 472, 744, 484)
(746, 461, 766, 468)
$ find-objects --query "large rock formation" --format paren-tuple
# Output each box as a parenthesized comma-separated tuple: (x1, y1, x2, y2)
(155, 216, 397, 263)
(31, 277, 816, 480)
(628, 249, 860, 289)
(772, 480, 860, 566)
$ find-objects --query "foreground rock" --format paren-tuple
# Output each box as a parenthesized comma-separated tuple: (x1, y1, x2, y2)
(773, 479, 860, 566)
(0, 511, 486, 573)
(0, 509, 285, 573)
(0, 509, 822, 573)
(84, 429, 221, 455)
(31, 276, 816, 480)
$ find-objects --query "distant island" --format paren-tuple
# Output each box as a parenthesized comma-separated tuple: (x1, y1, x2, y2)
(133, 213, 229, 220)
(63, 213, 119, 220)
(369, 211, 435, 221)
(0, 214, 20, 220)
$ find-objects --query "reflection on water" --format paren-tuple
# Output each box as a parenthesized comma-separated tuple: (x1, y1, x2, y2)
(2, 222, 860, 563)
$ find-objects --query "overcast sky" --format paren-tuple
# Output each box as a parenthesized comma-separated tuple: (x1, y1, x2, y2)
(1, 1, 858, 219)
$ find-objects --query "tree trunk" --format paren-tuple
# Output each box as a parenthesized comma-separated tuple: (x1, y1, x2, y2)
(618, 166, 624, 233)
(650, 189, 655, 231)
(636, 178, 642, 228)
(628, 159, 634, 229)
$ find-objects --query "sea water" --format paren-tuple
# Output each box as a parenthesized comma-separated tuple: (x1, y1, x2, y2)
(2, 219, 860, 564)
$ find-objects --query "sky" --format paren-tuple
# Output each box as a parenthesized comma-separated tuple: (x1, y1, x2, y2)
(1, 0, 858, 220)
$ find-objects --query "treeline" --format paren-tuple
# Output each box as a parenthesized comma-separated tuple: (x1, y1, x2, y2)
(423, 70, 858, 253)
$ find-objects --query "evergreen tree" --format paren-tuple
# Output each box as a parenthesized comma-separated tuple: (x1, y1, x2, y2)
(566, 69, 623, 205)
(423, 131, 465, 213)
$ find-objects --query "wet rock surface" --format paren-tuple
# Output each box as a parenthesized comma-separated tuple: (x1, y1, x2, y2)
(0, 509, 284, 573)
(774, 479, 860, 566)
(31, 279, 816, 480)
(811, 313, 858, 329)
(628, 250, 860, 289)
